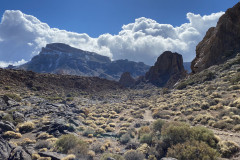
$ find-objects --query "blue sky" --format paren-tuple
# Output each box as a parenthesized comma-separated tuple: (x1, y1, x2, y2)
(0, 0, 239, 66)
(1, 0, 237, 37)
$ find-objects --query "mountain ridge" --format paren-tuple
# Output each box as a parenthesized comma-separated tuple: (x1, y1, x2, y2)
(17, 43, 150, 80)
(16, 43, 191, 81)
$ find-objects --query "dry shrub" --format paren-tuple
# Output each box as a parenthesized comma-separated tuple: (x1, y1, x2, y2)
(3, 131, 22, 139)
(217, 140, 240, 158)
(18, 121, 35, 133)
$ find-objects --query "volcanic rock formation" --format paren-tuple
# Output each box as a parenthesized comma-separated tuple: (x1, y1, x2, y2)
(145, 51, 186, 87)
(119, 72, 136, 87)
(191, 2, 240, 73)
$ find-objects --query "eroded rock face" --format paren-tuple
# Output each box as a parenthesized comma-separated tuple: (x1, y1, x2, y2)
(119, 72, 136, 87)
(191, 2, 240, 73)
(145, 51, 186, 87)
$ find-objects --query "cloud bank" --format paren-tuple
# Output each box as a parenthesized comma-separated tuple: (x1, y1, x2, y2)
(0, 10, 224, 67)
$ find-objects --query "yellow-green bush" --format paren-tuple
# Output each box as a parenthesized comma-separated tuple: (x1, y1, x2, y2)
(55, 134, 88, 157)
(140, 134, 153, 145)
(161, 122, 191, 146)
(18, 121, 35, 133)
(167, 140, 220, 160)
(3, 131, 22, 139)
(190, 126, 218, 148)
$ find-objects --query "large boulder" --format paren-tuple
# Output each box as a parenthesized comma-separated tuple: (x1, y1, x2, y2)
(0, 137, 13, 159)
(191, 2, 240, 73)
(145, 51, 186, 87)
(119, 72, 136, 87)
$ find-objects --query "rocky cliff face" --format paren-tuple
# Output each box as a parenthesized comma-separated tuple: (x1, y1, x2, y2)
(145, 51, 186, 87)
(191, 2, 240, 73)
(18, 43, 150, 80)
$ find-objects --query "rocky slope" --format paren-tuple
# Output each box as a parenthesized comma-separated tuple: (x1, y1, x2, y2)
(191, 2, 240, 73)
(18, 43, 150, 80)
(145, 51, 187, 87)
(0, 68, 123, 97)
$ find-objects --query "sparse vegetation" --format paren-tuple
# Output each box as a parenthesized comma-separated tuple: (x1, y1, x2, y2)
(0, 52, 240, 159)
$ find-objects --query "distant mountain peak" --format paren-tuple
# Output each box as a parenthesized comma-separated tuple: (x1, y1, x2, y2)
(18, 43, 150, 80)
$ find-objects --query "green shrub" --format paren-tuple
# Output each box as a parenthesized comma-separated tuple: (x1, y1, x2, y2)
(124, 150, 144, 160)
(167, 140, 220, 160)
(152, 119, 165, 133)
(100, 153, 124, 160)
(55, 134, 88, 155)
(161, 122, 191, 146)
(190, 126, 218, 148)
(140, 133, 153, 145)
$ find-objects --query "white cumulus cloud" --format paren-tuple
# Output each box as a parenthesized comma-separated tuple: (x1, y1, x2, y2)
(0, 10, 224, 67)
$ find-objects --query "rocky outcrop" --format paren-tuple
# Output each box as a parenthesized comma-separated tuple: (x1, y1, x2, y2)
(145, 51, 186, 87)
(0, 137, 13, 159)
(8, 146, 31, 160)
(18, 43, 150, 80)
(191, 2, 240, 73)
(119, 72, 136, 87)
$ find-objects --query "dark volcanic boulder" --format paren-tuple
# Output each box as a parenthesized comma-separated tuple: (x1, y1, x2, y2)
(0, 137, 13, 159)
(119, 72, 136, 87)
(145, 51, 186, 87)
(8, 146, 31, 160)
(0, 121, 15, 133)
(191, 2, 240, 73)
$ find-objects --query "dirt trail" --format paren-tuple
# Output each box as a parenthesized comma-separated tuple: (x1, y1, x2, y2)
(143, 110, 154, 122)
